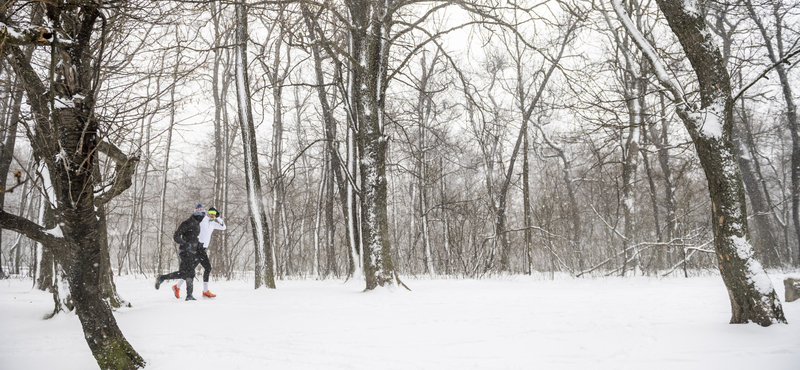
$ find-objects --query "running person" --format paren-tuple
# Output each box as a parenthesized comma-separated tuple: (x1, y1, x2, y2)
(172, 206, 227, 298)
(155, 204, 205, 301)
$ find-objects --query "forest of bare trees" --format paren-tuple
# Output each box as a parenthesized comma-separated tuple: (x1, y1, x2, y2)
(1, 0, 798, 367)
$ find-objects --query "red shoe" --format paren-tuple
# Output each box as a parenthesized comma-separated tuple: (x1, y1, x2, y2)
(202, 290, 216, 298)
(172, 285, 180, 299)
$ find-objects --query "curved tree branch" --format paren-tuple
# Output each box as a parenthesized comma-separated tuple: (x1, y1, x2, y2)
(0, 208, 64, 250)
(94, 140, 139, 205)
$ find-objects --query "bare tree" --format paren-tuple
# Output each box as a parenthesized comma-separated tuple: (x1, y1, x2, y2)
(0, 1, 144, 367)
(613, 0, 786, 325)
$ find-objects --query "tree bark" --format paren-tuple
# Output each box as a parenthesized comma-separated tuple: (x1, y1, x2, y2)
(347, 0, 399, 290)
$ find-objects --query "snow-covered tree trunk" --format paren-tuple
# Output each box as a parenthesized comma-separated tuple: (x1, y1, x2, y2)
(235, 1, 275, 289)
(614, 0, 786, 325)
(325, 150, 337, 277)
(313, 162, 327, 278)
(211, 0, 226, 277)
(347, 0, 399, 290)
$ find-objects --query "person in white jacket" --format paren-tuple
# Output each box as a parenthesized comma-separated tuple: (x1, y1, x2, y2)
(172, 206, 227, 299)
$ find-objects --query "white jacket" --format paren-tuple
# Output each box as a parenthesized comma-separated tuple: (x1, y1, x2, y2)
(199, 215, 227, 249)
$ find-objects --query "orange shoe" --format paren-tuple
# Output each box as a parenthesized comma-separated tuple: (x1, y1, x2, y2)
(172, 285, 180, 299)
(202, 290, 216, 298)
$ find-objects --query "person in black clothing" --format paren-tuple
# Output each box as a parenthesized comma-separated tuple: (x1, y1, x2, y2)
(154, 204, 206, 301)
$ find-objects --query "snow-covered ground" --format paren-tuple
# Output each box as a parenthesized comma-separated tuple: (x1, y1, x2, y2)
(1, 273, 798, 370)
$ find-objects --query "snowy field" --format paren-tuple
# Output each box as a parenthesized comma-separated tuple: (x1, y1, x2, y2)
(1, 273, 799, 370)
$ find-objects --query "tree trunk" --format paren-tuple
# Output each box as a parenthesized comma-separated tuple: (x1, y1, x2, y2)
(0, 5, 40, 277)
(523, 129, 533, 275)
(267, 14, 288, 279)
(347, 0, 399, 290)
(235, 1, 275, 289)
(655, 93, 677, 243)
(416, 51, 436, 277)
(211, 0, 226, 278)
(156, 38, 176, 275)
(94, 162, 128, 309)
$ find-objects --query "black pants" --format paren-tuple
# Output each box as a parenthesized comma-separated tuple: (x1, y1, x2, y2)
(159, 251, 198, 295)
(197, 248, 212, 282)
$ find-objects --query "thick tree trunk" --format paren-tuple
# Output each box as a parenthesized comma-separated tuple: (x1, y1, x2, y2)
(58, 111, 143, 369)
(347, 0, 398, 290)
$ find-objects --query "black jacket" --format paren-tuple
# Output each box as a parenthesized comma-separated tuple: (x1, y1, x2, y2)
(173, 214, 203, 253)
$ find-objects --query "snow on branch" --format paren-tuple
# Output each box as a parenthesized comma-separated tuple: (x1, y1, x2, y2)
(0, 208, 64, 249)
(610, 0, 687, 106)
(0, 22, 52, 46)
